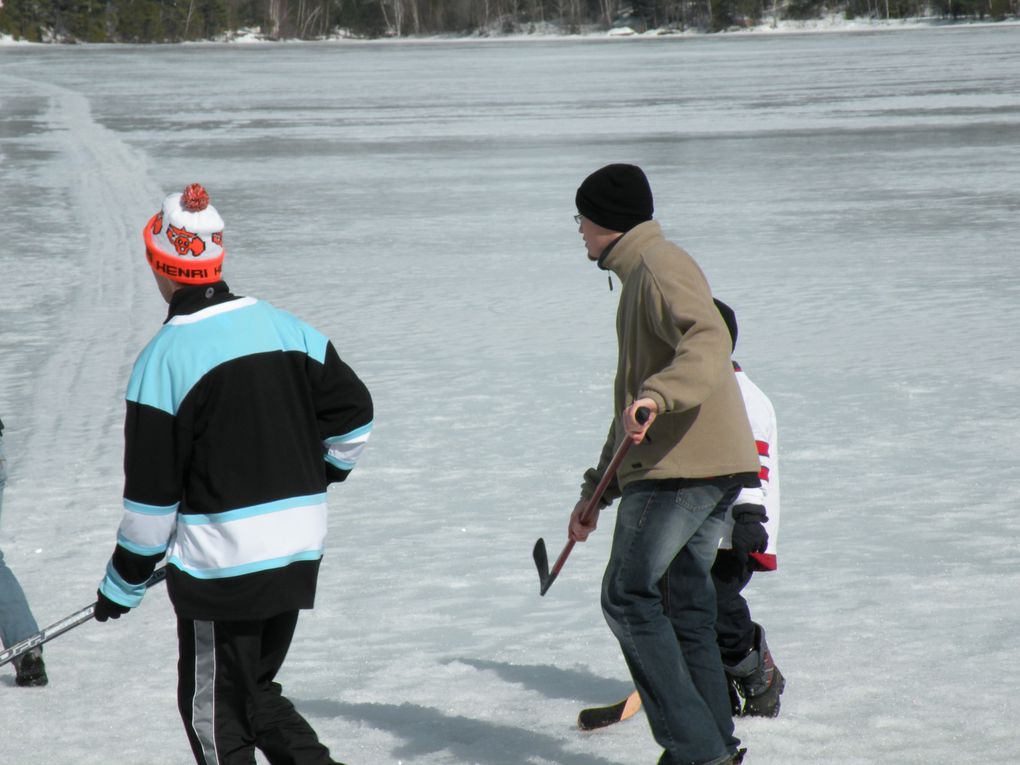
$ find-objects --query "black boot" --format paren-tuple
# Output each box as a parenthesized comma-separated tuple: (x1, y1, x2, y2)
(14, 647, 48, 687)
(724, 624, 784, 717)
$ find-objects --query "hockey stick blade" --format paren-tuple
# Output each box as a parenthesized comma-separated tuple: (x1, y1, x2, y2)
(578, 690, 643, 731)
(532, 537, 556, 596)
(0, 566, 168, 667)
(533, 412, 648, 598)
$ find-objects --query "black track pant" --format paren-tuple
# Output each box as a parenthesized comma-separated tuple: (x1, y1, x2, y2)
(177, 611, 336, 765)
(710, 549, 756, 665)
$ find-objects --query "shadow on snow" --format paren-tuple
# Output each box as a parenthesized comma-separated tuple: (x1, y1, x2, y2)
(296, 698, 629, 765)
(443, 657, 633, 703)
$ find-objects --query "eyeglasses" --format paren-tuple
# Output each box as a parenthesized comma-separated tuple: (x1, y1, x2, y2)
(573, 214, 583, 224)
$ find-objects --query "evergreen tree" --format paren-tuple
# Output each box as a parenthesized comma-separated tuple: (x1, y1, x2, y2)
(1, 0, 51, 40)
(2, 0, 1017, 42)
(111, 0, 163, 40)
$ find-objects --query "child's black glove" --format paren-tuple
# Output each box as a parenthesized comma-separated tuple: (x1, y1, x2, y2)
(730, 503, 769, 561)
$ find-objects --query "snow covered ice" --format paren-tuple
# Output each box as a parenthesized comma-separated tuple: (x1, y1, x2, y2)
(1, 24, 1020, 764)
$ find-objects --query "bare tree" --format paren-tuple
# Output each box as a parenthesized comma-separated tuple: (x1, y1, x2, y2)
(184, 0, 196, 36)
(268, 0, 288, 37)
(599, 0, 619, 25)
(295, 0, 327, 37)
(378, 0, 403, 33)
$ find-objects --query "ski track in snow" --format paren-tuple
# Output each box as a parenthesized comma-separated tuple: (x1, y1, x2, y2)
(21, 80, 151, 459)
(5, 73, 158, 551)
(0, 71, 183, 763)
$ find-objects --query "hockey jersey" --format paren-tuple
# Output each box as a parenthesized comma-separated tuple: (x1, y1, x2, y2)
(718, 363, 780, 571)
(99, 283, 373, 620)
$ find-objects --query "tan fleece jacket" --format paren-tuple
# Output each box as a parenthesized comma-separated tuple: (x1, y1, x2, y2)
(580, 220, 760, 505)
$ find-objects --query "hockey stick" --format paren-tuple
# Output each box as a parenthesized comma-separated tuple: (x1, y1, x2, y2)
(0, 566, 168, 667)
(578, 690, 642, 730)
(533, 407, 649, 596)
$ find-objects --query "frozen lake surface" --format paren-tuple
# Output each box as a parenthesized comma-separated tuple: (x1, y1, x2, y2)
(1, 25, 1019, 764)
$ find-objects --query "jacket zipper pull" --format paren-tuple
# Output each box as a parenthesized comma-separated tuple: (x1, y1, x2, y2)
(608, 273, 614, 292)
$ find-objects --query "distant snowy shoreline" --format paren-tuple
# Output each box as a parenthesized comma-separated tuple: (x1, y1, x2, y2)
(2, 26, 1020, 765)
(2, 15, 1018, 45)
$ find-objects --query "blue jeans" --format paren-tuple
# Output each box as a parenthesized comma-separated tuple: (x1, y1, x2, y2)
(0, 435, 40, 647)
(602, 478, 741, 765)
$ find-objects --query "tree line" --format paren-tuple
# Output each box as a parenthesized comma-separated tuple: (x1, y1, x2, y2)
(1, 0, 1016, 42)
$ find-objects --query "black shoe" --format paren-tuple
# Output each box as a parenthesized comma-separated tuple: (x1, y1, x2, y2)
(689, 749, 747, 765)
(743, 662, 784, 717)
(725, 623, 784, 718)
(14, 648, 48, 687)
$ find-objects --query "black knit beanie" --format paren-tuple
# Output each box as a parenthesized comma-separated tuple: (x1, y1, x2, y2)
(575, 164, 654, 233)
(713, 298, 738, 352)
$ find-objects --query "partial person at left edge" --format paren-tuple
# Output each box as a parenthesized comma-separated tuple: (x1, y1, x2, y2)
(0, 416, 49, 687)
(94, 183, 373, 765)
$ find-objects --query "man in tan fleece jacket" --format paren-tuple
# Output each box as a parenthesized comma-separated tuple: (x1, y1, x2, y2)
(568, 164, 762, 765)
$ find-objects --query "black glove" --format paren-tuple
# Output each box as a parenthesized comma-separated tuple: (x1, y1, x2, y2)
(730, 503, 769, 561)
(94, 591, 131, 622)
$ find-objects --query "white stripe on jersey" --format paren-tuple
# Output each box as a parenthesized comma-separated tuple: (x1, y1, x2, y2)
(325, 422, 372, 470)
(168, 497, 327, 578)
(118, 499, 178, 555)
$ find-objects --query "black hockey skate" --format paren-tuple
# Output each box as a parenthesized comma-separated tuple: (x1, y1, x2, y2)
(14, 648, 48, 687)
(725, 624, 784, 717)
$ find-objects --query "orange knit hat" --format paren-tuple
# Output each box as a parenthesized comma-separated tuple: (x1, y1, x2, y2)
(143, 183, 225, 285)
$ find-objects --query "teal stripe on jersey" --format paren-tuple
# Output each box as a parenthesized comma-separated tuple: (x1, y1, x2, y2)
(325, 454, 355, 470)
(126, 299, 329, 415)
(99, 561, 149, 607)
(324, 421, 374, 445)
(167, 549, 323, 579)
(178, 493, 327, 526)
(117, 532, 169, 556)
(124, 498, 179, 515)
